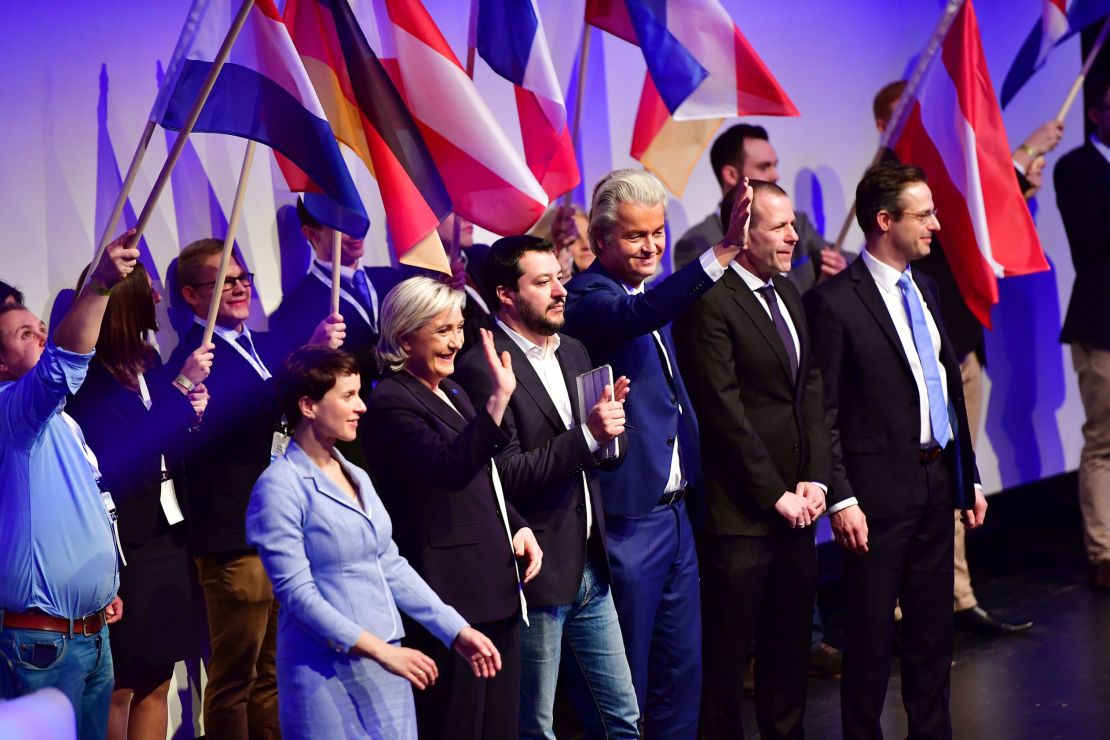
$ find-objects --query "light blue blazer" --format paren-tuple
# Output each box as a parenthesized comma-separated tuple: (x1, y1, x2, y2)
(247, 441, 468, 738)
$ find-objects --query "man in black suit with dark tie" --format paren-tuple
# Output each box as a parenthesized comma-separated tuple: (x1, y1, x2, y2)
(673, 181, 828, 739)
(803, 163, 987, 740)
(453, 235, 639, 739)
(170, 238, 339, 739)
(1055, 75, 1110, 591)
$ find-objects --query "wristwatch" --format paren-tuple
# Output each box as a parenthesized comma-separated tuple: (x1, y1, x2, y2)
(174, 374, 196, 393)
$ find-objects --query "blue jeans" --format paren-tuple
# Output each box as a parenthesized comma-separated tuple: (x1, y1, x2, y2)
(519, 560, 639, 740)
(0, 623, 114, 740)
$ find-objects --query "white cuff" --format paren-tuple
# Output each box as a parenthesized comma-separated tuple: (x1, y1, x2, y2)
(827, 496, 859, 515)
(699, 248, 727, 281)
(581, 425, 601, 454)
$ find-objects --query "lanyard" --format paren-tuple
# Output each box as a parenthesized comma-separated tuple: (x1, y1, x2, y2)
(136, 374, 185, 526)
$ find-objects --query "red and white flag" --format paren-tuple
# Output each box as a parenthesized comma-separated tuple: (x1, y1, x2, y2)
(891, 0, 1049, 327)
(373, 0, 549, 235)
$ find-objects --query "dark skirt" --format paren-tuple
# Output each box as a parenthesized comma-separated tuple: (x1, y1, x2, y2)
(109, 525, 196, 684)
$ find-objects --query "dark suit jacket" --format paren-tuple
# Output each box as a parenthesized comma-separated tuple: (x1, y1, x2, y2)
(562, 257, 714, 518)
(803, 257, 979, 518)
(66, 357, 195, 546)
(673, 270, 831, 536)
(167, 323, 283, 555)
(1055, 141, 1110, 349)
(452, 325, 615, 607)
(362, 371, 525, 625)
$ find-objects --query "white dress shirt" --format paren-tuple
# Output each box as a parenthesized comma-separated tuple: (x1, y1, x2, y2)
(496, 319, 598, 537)
(193, 315, 271, 380)
(624, 248, 728, 495)
(310, 258, 379, 329)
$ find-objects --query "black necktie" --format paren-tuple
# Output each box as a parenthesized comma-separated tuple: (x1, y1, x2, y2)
(756, 284, 799, 380)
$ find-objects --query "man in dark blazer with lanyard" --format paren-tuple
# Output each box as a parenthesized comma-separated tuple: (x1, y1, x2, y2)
(562, 169, 749, 738)
(453, 235, 639, 739)
(270, 199, 407, 465)
(673, 181, 829, 739)
(170, 238, 339, 740)
(804, 163, 988, 740)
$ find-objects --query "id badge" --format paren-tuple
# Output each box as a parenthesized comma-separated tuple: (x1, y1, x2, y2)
(270, 431, 292, 462)
(160, 479, 185, 525)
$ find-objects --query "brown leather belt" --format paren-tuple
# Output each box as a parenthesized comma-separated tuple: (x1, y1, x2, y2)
(2, 609, 106, 636)
(918, 446, 943, 464)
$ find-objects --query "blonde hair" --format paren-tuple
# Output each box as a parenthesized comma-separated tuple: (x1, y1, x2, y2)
(376, 277, 466, 372)
(588, 169, 668, 255)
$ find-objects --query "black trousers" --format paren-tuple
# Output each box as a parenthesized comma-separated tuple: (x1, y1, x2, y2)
(841, 455, 956, 740)
(407, 612, 521, 740)
(699, 529, 817, 740)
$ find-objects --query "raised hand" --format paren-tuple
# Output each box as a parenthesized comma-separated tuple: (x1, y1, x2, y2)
(90, 229, 141, 292)
(452, 626, 502, 679)
(180, 342, 215, 387)
(310, 313, 346, 349)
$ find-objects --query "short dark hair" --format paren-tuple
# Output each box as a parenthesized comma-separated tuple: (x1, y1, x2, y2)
(873, 80, 907, 126)
(176, 238, 237, 289)
(709, 124, 769, 186)
(276, 346, 361, 428)
(855, 162, 927, 238)
(296, 197, 323, 230)
(0, 281, 25, 306)
(482, 235, 557, 312)
(720, 180, 788, 233)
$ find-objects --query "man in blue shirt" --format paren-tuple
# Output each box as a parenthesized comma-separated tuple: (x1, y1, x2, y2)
(0, 231, 139, 739)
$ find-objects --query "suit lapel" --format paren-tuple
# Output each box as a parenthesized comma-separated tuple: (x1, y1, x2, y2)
(392, 371, 469, 433)
(557, 343, 583, 426)
(287, 443, 371, 525)
(913, 271, 962, 381)
(726, 270, 794, 384)
(850, 258, 913, 376)
(493, 326, 566, 432)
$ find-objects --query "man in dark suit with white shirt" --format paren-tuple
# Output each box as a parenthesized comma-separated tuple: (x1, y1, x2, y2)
(804, 163, 988, 740)
(453, 235, 639, 739)
(674, 181, 829, 739)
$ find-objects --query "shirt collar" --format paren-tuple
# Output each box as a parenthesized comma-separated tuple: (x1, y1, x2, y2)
(861, 248, 909, 294)
(192, 314, 250, 343)
(1091, 134, 1110, 165)
(730, 261, 772, 292)
(495, 317, 560, 360)
(313, 257, 363, 282)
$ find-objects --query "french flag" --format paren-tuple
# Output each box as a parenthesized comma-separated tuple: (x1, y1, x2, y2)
(587, 0, 796, 194)
(151, 0, 369, 236)
(891, 0, 1049, 327)
(477, 0, 580, 202)
(1000, 0, 1110, 108)
(373, 0, 549, 236)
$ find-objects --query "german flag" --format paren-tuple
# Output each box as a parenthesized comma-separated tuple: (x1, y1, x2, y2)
(283, 0, 451, 272)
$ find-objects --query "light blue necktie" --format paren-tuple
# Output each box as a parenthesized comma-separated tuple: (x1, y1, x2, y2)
(897, 272, 951, 448)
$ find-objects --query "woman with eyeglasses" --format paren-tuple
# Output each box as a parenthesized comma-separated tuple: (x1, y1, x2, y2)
(66, 261, 213, 740)
(363, 277, 542, 740)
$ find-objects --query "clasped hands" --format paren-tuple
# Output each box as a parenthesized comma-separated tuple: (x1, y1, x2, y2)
(774, 481, 826, 529)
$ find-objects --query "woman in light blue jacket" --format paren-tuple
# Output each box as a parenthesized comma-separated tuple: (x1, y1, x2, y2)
(246, 346, 501, 739)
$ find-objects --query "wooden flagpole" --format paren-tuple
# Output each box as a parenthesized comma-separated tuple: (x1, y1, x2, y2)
(330, 230, 343, 315)
(1056, 16, 1110, 122)
(562, 24, 592, 208)
(831, 0, 965, 253)
(202, 140, 257, 346)
(82, 0, 256, 297)
(95, 120, 156, 256)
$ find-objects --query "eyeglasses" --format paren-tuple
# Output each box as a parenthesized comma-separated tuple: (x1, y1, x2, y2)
(191, 273, 254, 292)
(892, 208, 939, 224)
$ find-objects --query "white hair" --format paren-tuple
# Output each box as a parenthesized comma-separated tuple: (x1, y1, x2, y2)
(587, 169, 669, 255)
(376, 277, 465, 372)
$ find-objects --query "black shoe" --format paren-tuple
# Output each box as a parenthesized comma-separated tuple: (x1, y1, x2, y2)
(809, 641, 843, 678)
(954, 605, 1033, 637)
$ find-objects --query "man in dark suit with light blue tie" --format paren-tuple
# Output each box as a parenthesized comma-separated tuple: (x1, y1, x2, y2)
(562, 169, 748, 738)
(804, 163, 988, 739)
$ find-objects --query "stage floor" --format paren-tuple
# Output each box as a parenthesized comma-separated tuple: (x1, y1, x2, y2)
(790, 476, 1110, 740)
